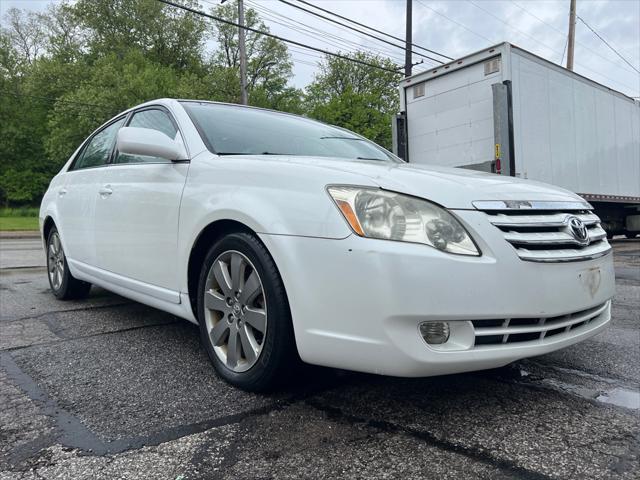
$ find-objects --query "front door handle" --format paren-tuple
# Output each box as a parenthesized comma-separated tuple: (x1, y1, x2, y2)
(98, 185, 113, 196)
(58, 188, 67, 196)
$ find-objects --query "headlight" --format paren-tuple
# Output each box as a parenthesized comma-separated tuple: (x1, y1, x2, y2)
(327, 186, 480, 256)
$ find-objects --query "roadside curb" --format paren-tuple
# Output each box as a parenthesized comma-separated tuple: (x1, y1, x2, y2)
(0, 230, 41, 240)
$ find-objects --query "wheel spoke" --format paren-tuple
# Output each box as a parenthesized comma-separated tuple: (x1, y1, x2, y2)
(227, 329, 240, 368)
(53, 234, 61, 254)
(205, 290, 229, 314)
(230, 253, 246, 294)
(209, 320, 229, 346)
(239, 270, 261, 305)
(239, 325, 257, 364)
(212, 260, 233, 296)
(244, 307, 266, 333)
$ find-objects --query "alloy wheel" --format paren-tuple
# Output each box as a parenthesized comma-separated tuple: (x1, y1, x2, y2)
(203, 250, 268, 373)
(47, 232, 65, 290)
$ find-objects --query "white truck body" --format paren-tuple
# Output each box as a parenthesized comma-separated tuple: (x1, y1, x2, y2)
(394, 42, 640, 235)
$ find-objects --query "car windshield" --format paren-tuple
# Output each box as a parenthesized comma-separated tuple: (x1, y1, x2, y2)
(181, 101, 401, 162)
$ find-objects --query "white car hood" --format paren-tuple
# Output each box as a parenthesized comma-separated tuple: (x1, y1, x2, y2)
(256, 156, 584, 209)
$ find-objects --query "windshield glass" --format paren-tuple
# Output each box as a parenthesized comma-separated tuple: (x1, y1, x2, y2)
(181, 101, 400, 162)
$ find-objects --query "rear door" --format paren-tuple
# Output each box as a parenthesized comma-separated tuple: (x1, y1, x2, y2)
(57, 117, 126, 266)
(93, 107, 189, 297)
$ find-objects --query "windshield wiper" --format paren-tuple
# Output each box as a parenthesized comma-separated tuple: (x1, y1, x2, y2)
(320, 136, 363, 141)
(216, 152, 293, 156)
(356, 156, 388, 161)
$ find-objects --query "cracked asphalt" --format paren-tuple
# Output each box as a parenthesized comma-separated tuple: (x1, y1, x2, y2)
(1, 235, 638, 479)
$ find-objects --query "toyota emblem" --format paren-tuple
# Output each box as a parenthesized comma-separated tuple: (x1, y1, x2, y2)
(567, 216, 589, 244)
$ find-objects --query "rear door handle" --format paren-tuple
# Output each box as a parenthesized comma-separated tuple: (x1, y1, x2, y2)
(98, 185, 113, 196)
(58, 188, 67, 196)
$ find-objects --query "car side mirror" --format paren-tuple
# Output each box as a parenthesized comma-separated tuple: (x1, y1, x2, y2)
(117, 127, 188, 161)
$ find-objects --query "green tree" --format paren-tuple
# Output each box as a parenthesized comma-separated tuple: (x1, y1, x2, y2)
(209, 0, 302, 110)
(45, 50, 219, 168)
(305, 52, 401, 149)
(73, 0, 207, 71)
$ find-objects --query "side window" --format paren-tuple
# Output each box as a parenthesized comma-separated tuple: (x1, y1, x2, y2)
(73, 118, 125, 170)
(115, 109, 179, 164)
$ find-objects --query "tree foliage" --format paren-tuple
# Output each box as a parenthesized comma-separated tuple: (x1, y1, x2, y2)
(305, 52, 401, 149)
(1, 0, 400, 206)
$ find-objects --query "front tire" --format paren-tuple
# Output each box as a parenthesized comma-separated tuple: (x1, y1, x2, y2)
(197, 232, 298, 392)
(46, 227, 92, 300)
(625, 232, 638, 239)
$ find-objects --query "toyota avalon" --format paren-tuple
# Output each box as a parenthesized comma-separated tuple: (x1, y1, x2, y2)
(40, 99, 615, 391)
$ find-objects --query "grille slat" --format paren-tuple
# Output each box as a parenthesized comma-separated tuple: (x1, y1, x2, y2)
(478, 205, 611, 262)
(471, 301, 610, 348)
(489, 212, 599, 228)
(503, 225, 606, 246)
(473, 302, 608, 336)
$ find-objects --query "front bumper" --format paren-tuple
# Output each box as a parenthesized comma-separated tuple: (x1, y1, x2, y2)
(259, 210, 615, 377)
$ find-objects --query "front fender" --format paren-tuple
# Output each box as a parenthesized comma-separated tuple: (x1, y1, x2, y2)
(176, 155, 370, 292)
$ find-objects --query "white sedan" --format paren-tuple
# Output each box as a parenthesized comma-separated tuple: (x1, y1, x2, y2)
(40, 99, 615, 391)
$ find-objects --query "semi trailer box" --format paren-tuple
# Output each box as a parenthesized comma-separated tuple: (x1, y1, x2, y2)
(393, 42, 640, 237)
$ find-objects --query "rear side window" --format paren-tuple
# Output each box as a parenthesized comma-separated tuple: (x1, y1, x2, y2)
(73, 118, 125, 170)
(115, 109, 178, 164)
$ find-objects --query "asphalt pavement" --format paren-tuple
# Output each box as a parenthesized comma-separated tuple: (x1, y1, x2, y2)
(0, 235, 638, 479)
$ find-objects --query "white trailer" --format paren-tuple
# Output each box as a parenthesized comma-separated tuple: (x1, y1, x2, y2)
(393, 42, 640, 237)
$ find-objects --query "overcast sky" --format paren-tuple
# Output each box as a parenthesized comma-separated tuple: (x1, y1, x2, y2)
(2, 0, 639, 98)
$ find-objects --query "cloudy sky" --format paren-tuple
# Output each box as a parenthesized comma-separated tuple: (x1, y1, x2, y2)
(2, 0, 639, 97)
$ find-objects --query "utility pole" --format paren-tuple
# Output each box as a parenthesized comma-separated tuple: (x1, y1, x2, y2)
(238, 0, 248, 105)
(566, 0, 576, 71)
(404, 0, 412, 77)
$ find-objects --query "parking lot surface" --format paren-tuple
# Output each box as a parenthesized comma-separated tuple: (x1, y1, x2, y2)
(1, 236, 638, 479)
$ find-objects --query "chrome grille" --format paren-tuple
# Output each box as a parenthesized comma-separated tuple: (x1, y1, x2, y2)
(473, 200, 612, 262)
(472, 301, 610, 348)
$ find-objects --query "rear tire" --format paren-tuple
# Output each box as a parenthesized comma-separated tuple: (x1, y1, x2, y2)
(625, 232, 638, 239)
(46, 226, 92, 300)
(197, 232, 298, 392)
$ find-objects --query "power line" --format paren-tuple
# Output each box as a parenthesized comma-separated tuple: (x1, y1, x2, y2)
(577, 16, 640, 75)
(294, 0, 453, 61)
(278, 0, 445, 65)
(244, 0, 407, 64)
(428, 0, 638, 94)
(416, 0, 493, 43)
(511, 1, 638, 76)
(157, 0, 402, 74)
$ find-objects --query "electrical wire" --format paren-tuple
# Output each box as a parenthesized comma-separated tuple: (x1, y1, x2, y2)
(417, 0, 637, 94)
(277, 0, 445, 65)
(577, 15, 640, 75)
(511, 1, 638, 76)
(293, 0, 452, 61)
(157, 0, 402, 73)
(416, 0, 494, 43)
(244, 0, 407, 64)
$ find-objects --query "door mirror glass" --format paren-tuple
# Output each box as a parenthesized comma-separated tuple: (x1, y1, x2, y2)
(117, 127, 187, 161)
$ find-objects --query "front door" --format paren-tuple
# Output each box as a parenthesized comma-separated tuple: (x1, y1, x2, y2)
(93, 107, 189, 296)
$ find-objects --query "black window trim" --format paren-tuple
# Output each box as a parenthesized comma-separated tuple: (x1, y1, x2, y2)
(67, 114, 130, 172)
(109, 104, 189, 166)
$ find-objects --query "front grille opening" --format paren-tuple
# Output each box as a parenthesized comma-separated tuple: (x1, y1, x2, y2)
(481, 207, 611, 262)
(509, 332, 541, 343)
(475, 335, 504, 345)
(470, 301, 608, 348)
(545, 327, 565, 338)
(471, 319, 504, 328)
(509, 318, 538, 326)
